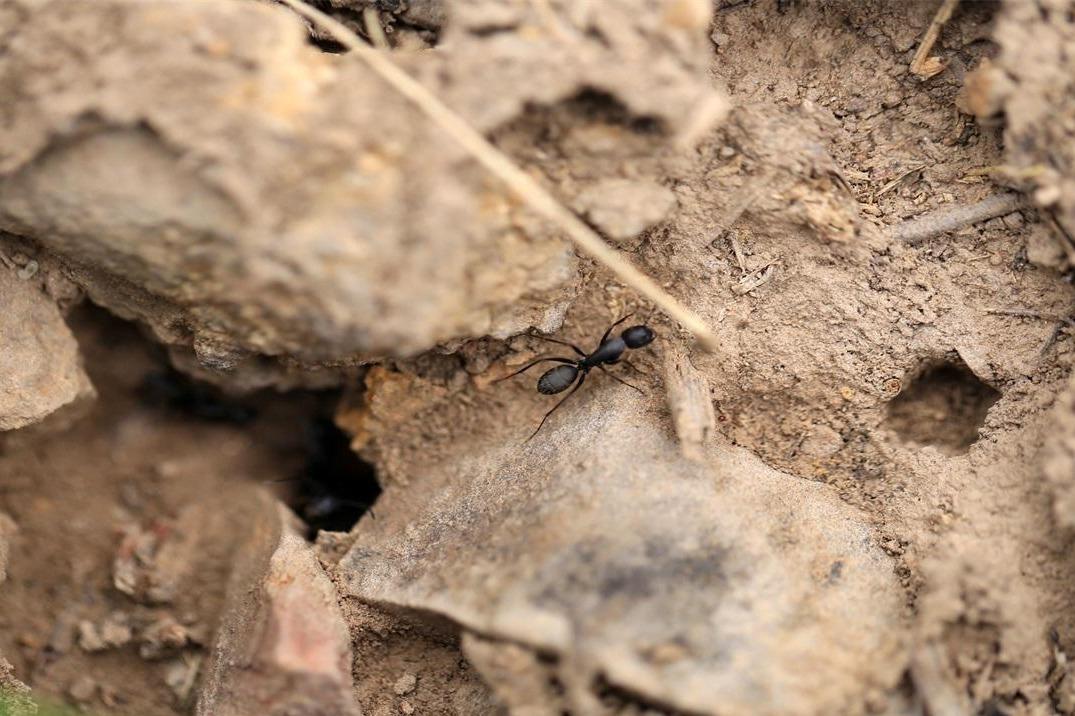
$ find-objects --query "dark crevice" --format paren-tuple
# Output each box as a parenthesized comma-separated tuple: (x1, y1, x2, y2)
(127, 322, 381, 539)
(293, 0, 442, 52)
(138, 367, 258, 425)
(286, 415, 381, 537)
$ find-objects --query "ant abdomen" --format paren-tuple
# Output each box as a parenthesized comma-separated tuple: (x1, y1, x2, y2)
(538, 364, 579, 394)
(622, 325, 655, 348)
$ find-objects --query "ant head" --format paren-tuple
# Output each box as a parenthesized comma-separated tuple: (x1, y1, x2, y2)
(622, 325, 655, 348)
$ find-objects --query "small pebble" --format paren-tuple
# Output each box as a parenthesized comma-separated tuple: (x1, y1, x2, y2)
(719, 145, 737, 159)
(400, 701, 415, 715)
(16, 260, 38, 281)
(68, 675, 97, 703)
(881, 91, 903, 109)
(100, 613, 133, 648)
(393, 672, 417, 696)
(100, 684, 120, 709)
(1002, 212, 1024, 230)
(1035, 184, 1061, 206)
(139, 614, 192, 659)
(78, 621, 107, 652)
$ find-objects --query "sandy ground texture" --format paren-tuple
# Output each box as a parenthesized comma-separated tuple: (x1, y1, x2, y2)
(4, 0, 1075, 714)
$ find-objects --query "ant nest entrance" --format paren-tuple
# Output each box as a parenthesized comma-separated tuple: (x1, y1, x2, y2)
(285, 417, 382, 538)
(884, 356, 1001, 455)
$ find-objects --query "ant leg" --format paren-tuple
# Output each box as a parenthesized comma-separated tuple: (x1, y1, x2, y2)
(335, 498, 377, 520)
(495, 356, 575, 382)
(620, 358, 647, 377)
(597, 365, 644, 395)
(529, 333, 587, 358)
(598, 313, 635, 346)
(527, 372, 587, 442)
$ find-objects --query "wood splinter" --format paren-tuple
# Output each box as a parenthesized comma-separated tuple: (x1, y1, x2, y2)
(663, 346, 716, 462)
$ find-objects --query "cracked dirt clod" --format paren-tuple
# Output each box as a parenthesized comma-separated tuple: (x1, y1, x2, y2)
(0, 267, 93, 431)
(574, 179, 678, 245)
(196, 496, 360, 716)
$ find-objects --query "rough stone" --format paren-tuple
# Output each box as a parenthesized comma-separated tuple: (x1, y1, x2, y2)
(0, 266, 93, 431)
(67, 675, 97, 704)
(0, 0, 722, 387)
(196, 495, 360, 716)
(0, 657, 35, 716)
(392, 672, 417, 696)
(336, 391, 907, 715)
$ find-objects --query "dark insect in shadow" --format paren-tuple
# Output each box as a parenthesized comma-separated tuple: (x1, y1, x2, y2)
(266, 418, 381, 537)
(496, 315, 656, 440)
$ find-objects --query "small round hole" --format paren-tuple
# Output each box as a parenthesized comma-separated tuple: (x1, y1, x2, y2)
(884, 359, 1000, 455)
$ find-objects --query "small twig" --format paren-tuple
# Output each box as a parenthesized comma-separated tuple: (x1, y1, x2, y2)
(362, 7, 389, 49)
(663, 346, 715, 463)
(910, 0, 960, 79)
(729, 233, 747, 274)
(734, 261, 779, 295)
(986, 308, 1075, 325)
(1039, 321, 1065, 357)
(273, 0, 722, 353)
(1045, 210, 1075, 264)
(875, 163, 926, 200)
(888, 193, 1024, 245)
(177, 653, 203, 708)
(986, 308, 1075, 356)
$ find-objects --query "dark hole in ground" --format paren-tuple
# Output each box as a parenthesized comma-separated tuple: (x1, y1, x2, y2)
(286, 415, 382, 537)
(129, 322, 380, 537)
(884, 358, 1001, 455)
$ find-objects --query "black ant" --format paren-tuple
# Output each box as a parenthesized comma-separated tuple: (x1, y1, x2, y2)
(497, 315, 656, 440)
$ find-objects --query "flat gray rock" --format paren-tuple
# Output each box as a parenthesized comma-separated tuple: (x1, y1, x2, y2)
(337, 393, 906, 715)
